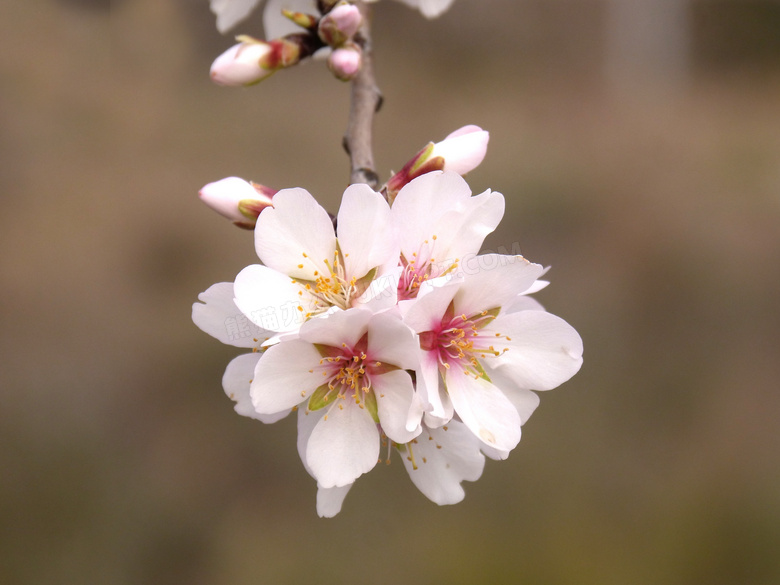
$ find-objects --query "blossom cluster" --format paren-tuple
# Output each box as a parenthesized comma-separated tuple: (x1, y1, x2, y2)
(193, 126, 583, 516)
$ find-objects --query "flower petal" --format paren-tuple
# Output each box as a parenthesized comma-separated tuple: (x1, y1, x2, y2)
(299, 307, 371, 349)
(192, 282, 271, 348)
(234, 264, 316, 333)
(366, 311, 419, 370)
(444, 368, 522, 454)
(306, 401, 380, 488)
(373, 370, 421, 443)
(401, 421, 485, 505)
(430, 188, 504, 263)
(250, 340, 323, 414)
(454, 255, 544, 316)
(211, 0, 262, 34)
(418, 350, 451, 425)
(316, 483, 352, 518)
(223, 353, 290, 423)
(254, 187, 335, 280)
(392, 172, 473, 258)
(337, 184, 396, 280)
(489, 311, 583, 391)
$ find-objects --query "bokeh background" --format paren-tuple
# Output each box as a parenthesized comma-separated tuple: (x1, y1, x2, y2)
(2, 0, 780, 583)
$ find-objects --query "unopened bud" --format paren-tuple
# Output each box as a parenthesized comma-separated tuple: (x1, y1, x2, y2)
(384, 125, 489, 201)
(318, 3, 362, 47)
(327, 43, 362, 81)
(210, 39, 275, 86)
(199, 177, 276, 229)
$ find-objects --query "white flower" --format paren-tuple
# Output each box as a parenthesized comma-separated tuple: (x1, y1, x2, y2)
(399, 419, 485, 505)
(252, 308, 424, 490)
(233, 183, 399, 338)
(391, 171, 504, 301)
(403, 255, 583, 453)
(210, 0, 456, 36)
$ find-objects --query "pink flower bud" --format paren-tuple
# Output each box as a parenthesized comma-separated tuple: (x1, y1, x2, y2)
(199, 177, 276, 228)
(210, 40, 275, 86)
(327, 44, 362, 81)
(430, 125, 490, 176)
(318, 3, 362, 47)
(383, 125, 489, 202)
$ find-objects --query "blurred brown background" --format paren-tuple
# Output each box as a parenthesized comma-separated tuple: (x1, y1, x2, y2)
(2, 0, 779, 583)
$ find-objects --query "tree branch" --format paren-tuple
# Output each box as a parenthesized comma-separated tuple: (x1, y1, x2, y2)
(344, 1, 382, 188)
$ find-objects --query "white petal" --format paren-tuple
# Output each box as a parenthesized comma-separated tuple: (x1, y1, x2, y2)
(417, 350, 451, 424)
(481, 361, 542, 425)
(354, 266, 399, 311)
(192, 282, 271, 348)
(433, 126, 490, 176)
(490, 311, 583, 391)
(505, 294, 546, 313)
(391, 0, 455, 19)
(366, 311, 419, 370)
(234, 264, 316, 333)
(316, 483, 352, 518)
(401, 421, 485, 505)
(297, 407, 324, 477)
(401, 279, 459, 334)
(307, 401, 380, 488)
(454, 255, 544, 316)
(211, 0, 262, 34)
(337, 184, 396, 280)
(250, 340, 323, 414)
(373, 370, 421, 444)
(254, 187, 335, 280)
(299, 307, 371, 349)
(392, 172, 472, 258)
(431, 189, 504, 263)
(223, 353, 290, 423)
(444, 368, 522, 453)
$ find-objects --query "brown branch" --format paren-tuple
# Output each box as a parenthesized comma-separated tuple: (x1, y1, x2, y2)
(344, 1, 382, 188)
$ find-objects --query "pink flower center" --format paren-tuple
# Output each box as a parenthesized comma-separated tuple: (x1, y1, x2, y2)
(397, 235, 459, 301)
(419, 305, 508, 375)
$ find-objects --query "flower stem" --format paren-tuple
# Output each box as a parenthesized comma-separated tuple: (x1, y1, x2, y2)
(345, 1, 382, 189)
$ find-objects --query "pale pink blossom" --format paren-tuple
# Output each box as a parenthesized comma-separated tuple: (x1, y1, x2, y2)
(252, 308, 424, 490)
(403, 256, 583, 451)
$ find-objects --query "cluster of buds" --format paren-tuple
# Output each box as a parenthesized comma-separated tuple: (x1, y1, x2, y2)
(199, 125, 488, 226)
(210, 1, 364, 86)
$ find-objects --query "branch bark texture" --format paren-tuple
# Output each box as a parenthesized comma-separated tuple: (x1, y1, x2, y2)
(345, 1, 381, 188)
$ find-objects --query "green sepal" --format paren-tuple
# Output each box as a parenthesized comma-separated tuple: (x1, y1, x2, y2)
(352, 266, 377, 299)
(363, 390, 379, 424)
(469, 360, 492, 383)
(308, 383, 334, 411)
(313, 343, 342, 359)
